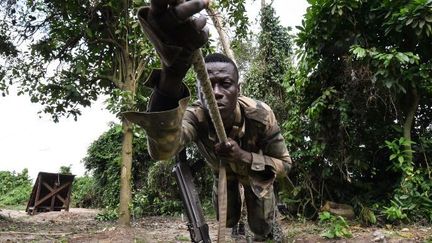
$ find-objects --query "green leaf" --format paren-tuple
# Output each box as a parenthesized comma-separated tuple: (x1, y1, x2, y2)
(419, 20, 425, 29)
(85, 28, 93, 38)
(396, 53, 410, 63)
(406, 18, 414, 25)
(321, 230, 335, 239)
(384, 79, 393, 88)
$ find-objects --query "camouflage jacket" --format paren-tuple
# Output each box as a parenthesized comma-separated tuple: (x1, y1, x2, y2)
(124, 84, 292, 198)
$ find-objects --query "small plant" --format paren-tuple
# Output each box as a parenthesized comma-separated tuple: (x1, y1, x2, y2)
(319, 211, 352, 239)
(174, 235, 190, 241)
(383, 200, 407, 222)
(95, 207, 118, 221)
(383, 137, 432, 222)
(385, 138, 415, 174)
(359, 206, 377, 225)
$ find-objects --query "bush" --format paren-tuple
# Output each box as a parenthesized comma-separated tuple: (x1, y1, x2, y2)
(0, 169, 32, 206)
(319, 211, 352, 239)
(71, 175, 97, 208)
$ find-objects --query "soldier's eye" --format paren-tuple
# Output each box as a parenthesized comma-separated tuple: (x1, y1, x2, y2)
(222, 82, 232, 88)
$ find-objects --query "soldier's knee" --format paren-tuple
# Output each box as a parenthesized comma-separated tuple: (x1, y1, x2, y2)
(226, 216, 240, 228)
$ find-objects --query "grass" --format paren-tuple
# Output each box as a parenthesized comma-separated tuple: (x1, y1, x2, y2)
(0, 204, 27, 211)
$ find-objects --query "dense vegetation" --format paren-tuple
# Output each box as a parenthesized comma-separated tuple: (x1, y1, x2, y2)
(1, 0, 431, 231)
(283, 0, 432, 223)
(71, 124, 213, 219)
(0, 169, 32, 207)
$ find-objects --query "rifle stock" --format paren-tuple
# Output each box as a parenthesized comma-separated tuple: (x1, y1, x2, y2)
(173, 150, 211, 243)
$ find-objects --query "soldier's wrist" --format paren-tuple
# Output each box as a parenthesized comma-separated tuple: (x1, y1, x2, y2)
(158, 66, 188, 99)
(240, 151, 252, 164)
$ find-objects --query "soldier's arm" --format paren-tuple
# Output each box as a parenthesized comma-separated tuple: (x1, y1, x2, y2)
(123, 0, 209, 159)
(253, 109, 292, 178)
(124, 95, 199, 160)
(140, 0, 209, 112)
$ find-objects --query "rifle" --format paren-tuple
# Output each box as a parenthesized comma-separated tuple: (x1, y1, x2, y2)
(173, 149, 211, 243)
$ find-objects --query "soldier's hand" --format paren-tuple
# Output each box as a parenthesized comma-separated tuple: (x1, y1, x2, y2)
(138, 0, 210, 70)
(214, 138, 252, 164)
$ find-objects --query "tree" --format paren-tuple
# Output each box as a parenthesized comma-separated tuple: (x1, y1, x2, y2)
(242, 3, 295, 121)
(59, 165, 72, 174)
(287, 0, 432, 220)
(0, 4, 18, 97)
(2, 0, 157, 225)
(0, 169, 32, 206)
(83, 123, 151, 209)
(1, 0, 252, 225)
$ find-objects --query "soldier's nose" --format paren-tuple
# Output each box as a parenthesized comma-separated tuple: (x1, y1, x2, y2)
(213, 85, 223, 99)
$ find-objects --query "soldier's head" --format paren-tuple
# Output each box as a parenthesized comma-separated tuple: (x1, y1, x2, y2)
(199, 53, 240, 124)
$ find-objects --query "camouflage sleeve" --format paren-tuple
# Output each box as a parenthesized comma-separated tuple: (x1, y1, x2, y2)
(251, 107, 292, 178)
(123, 72, 197, 160)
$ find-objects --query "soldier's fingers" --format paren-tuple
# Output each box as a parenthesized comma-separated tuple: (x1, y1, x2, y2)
(174, 0, 210, 20)
(197, 25, 209, 46)
(192, 14, 207, 31)
(150, 0, 173, 15)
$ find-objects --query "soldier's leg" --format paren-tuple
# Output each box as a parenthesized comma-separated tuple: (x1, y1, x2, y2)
(243, 184, 275, 240)
(232, 184, 246, 237)
(212, 177, 241, 227)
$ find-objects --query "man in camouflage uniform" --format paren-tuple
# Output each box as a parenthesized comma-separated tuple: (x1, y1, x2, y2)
(124, 0, 292, 241)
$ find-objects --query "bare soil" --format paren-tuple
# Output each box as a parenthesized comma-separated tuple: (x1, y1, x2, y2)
(0, 208, 431, 242)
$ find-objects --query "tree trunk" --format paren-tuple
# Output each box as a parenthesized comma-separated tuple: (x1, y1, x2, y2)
(206, 7, 236, 65)
(118, 118, 133, 226)
(117, 45, 137, 225)
(403, 87, 420, 163)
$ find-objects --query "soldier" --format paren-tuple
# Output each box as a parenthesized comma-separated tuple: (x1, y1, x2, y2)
(124, 0, 292, 241)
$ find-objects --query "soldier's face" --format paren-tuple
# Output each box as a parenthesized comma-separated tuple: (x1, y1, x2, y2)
(202, 62, 239, 121)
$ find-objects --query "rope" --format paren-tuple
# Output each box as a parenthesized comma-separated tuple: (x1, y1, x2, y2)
(192, 50, 228, 242)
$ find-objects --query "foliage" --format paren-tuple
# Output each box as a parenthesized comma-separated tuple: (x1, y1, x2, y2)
(83, 124, 213, 216)
(131, 145, 213, 217)
(385, 138, 415, 173)
(83, 123, 150, 208)
(0, 3, 18, 97)
(2, 0, 157, 120)
(0, 169, 32, 206)
(282, 0, 432, 220)
(71, 175, 97, 208)
(383, 199, 408, 222)
(382, 137, 432, 223)
(1, 0, 160, 224)
(359, 205, 377, 225)
(242, 4, 295, 122)
(318, 211, 352, 239)
(212, 0, 249, 39)
(59, 165, 72, 175)
(96, 207, 119, 221)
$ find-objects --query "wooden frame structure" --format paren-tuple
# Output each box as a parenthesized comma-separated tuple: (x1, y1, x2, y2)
(26, 172, 75, 215)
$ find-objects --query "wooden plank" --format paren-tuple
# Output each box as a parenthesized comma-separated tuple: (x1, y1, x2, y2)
(42, 182, 66, 204)
(65, 181, 73, 212)
(33, 182, 71, 209)
(32, 175, 43, 215)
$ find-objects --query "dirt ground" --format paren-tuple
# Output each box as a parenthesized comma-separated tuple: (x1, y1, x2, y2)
(0, 208, 431, 242)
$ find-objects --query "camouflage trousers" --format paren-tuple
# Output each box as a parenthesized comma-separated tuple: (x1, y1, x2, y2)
(212, 176, 276, 239)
